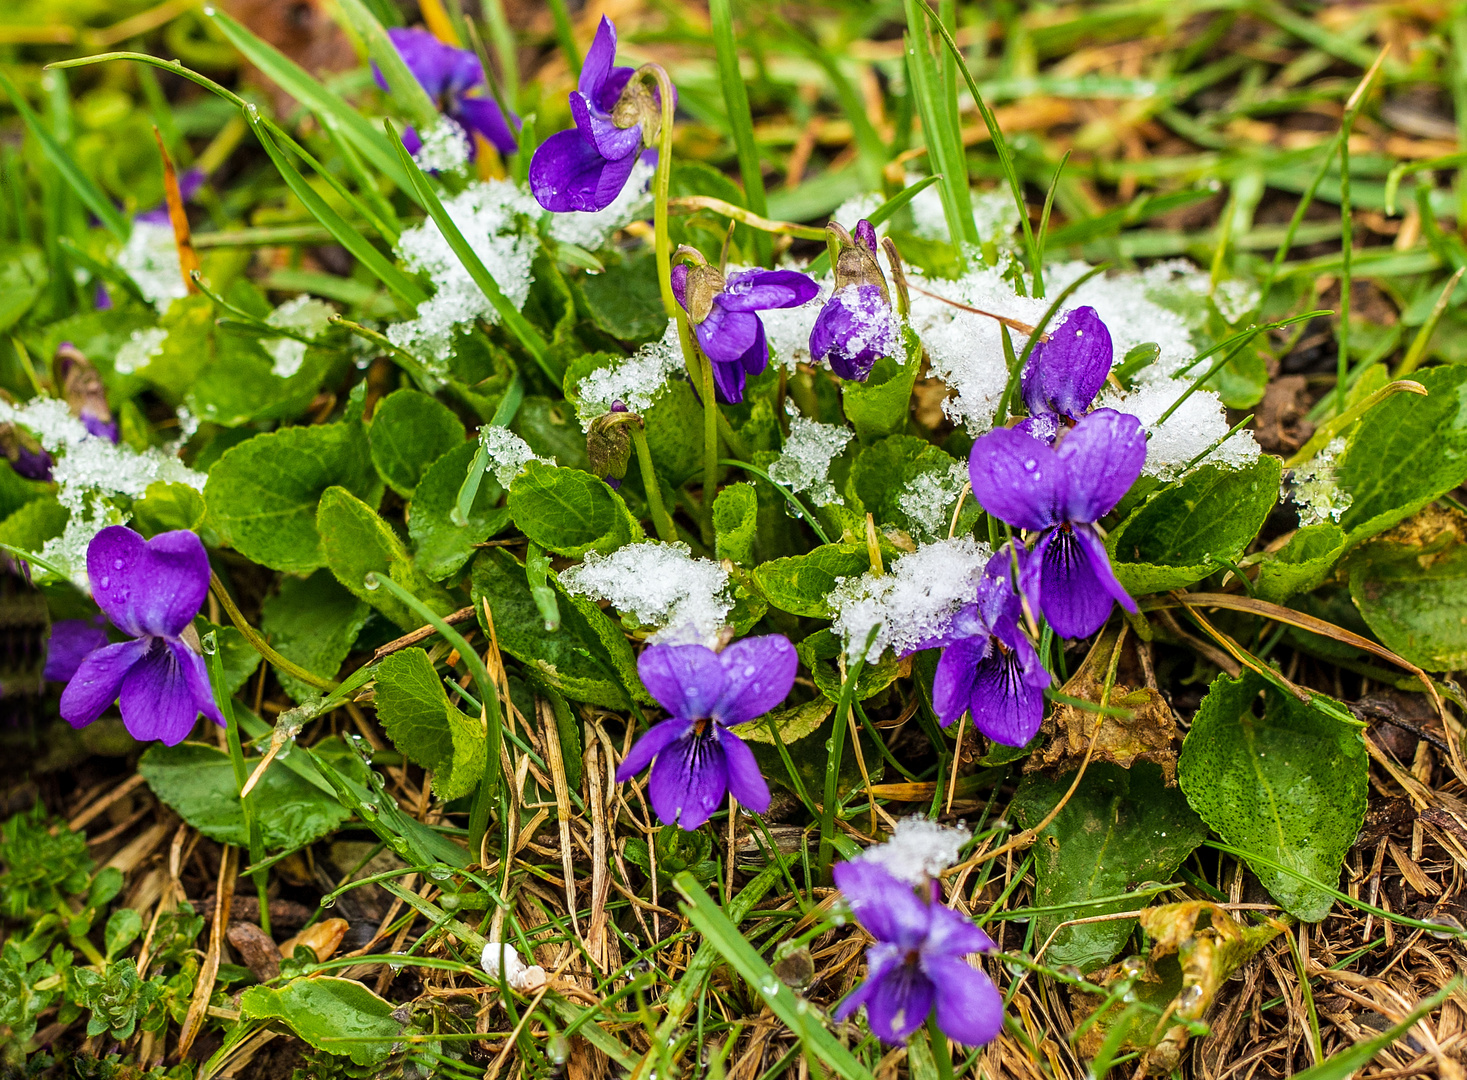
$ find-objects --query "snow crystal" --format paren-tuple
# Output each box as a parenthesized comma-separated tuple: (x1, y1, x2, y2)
(481, 941, 545, 992)
(896, 460, 969, 540)
(756, 270, 828, 373)
(1290, 437, 1353, 525)
(262, 296, 334, 378)
(548, 156, 655, 250)
(1213, 278, 1260, 325)
(907, 266, 1049, 433)
(831, 191, 883, 230)
(115, 221, 187, 312)
(1098, 379, 1260, 481)
(768, 413, 852, 507)
(829, 536, 992, 663)
(575, 321, 684, 427)
(114, 327, 168, 376)
(558, 541, 733, 647)
(387, 180, 538, 370)
(856, 816, 971, 887)
(971, 188, 1020, 251)
(0, 397, 205, 586)
(908, 175, 951, 241)
(832, 285, 902, 363)
(413, 116, 471, 173)
(480, 425, 551, 488)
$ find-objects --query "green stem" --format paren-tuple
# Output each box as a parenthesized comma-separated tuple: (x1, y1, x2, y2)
(818, 627, 878, 877)
(210, 572, 334, 691)
(700, 348, 719, 546)
(926, 1016, 955, 1080)
(643, 63, 677, 322)
(718, 459, 831, 545)
(630, 425, 677, 542)
(364, 573, 503, 855)
(207, 633, 269, 935)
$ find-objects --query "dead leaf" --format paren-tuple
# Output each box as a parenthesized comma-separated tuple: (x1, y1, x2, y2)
(278, 917, 349, 962)
(226, 922, 281, 983)
(1027, 628, 1181, 783)
(1254, 373, 1315, 454)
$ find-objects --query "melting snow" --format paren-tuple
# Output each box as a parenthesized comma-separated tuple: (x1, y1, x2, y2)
(480, 426, 551, 488)
(856, 815, 971, 886)
(1289, 436, 1352, 525)
(413, 116, 471, 174)
(548, 156, 655, 250)
(767, 413, 851, 507)
(558, 541, 732, 647)
(829, 536, 991, 662)
(575, 321, 683, 427)
(115, 221, 187, 313)
(1097, 379, 1260, 481)
(262, 296, 334, 378)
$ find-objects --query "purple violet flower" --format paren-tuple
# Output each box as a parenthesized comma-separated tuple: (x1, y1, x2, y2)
(810, 220, 900, 382)
(59, 526, 222, 745)
(529, 17, 664, 212)
(833, 859, 1003, 1047)
(377, 28, 518, 160)
(968, 409, 1145, 639)
(615, 636, 796, 830)
(57, 343, 120, 445)
(135, 167, 205, 226)
(671, 259, 819, 404)
(926, 550, 1050, 747)
(1015, 306, 1112, 444)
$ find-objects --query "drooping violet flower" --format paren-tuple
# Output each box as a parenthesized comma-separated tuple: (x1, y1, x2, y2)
(810, 220, 900, 382)
(615, 636, 796, 830)
(376, 28, 518, 160)
(530, 17, 663, 212)
(59, 526, 222, 745)
(672, 254, 819, 404)
(923, 550, 1050, 747)
(1016, 306, 1112, 444)
(56, 343, 119, 444)
(833, 859, 1003, 1047)
(969, 409, 1145, 639)
(0, 423, 52, 481)
(43, 618, 109, 683)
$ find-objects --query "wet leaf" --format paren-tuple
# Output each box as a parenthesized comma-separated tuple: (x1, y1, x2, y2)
(1252, 522, 1346, 605)
(1348, 505, 1467, 671)
(508, 461, 639, 558)
(1178, 672, 1367, 921)
(373, 647, 486, 801)
(713, 483, 759, 565)
(239, 977, 401, 1067)
(753, 543, 871, 618)
(368, 388, 466, 498)
(261, 570, 371, 703)
(408, 440, 511, 582)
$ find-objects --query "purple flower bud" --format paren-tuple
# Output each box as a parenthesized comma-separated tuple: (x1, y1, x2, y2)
(809, 283, 900, 382)
(1016, 306, 1113, 442)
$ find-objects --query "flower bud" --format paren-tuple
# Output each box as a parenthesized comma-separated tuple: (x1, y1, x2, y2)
(587, 405, 642, 485)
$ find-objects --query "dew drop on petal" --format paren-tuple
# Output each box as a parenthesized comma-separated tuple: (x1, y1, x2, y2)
(113, 558, 124, 570)
(99, 576, 110, 589)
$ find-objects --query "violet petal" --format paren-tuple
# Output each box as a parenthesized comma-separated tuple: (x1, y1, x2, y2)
(637, 643, 728, 720)
(580, 16, 618, 101)
(710, 634, 797, 725)
(528, 128, 640, 213)
(59, 638, 148, 728)
(833, 944, 900, 1022)
(1020, 306, 1112, 422)
(864, 962, 935, 1044)
(43, 618, 109, 683)
(455, 97, 519, 157)
(568, 91, 643, 161)
(88, 527, 210, 641)
(615, 716, 692, 782)
(717, 269, 820, 312)
(1032, 525, 1121, 639)
(923, 956, 1004, 1047)
(932, 636, 986, 727)
(719, 729, 771, 812)
(1056, 408, 1147, 523)
(647, 728, 727, 829)
(832, 860, 931, 948)
(117, 639, 208, 745)
(968, 426, 1067, 532)
(968, 648, 1045, 747)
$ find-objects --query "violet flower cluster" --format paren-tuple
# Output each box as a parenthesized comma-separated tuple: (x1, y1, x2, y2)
(53, 526, 222, 745)
(834, 859, 1003, 1047)
(379, 27, 517, 160)
(615, 636, 796, 830)
(530, 17, 661, 213)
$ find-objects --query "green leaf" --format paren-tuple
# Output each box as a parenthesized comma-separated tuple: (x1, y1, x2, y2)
(0, 496, 68, 553)
(103, 909, 143, 961)
(189, 327, 341, 427)
(200, 623, 263, 697)
(368, 389, 466, 498)
(261, 571, 372, 703)
(1253, 523, 1346, 605)
(1348, 522, 1467, 671)
(840, 328, 923, 444)
(1178, 673, 1367, 921)
(1338, 364, 1467, 544)
(507, 460, 639, 558)
(713, 483, 758, 565)
(409, 440, 511, 581)
(728, 697, 832, 745)
(1107, 457, 1282, 594)
(1010, 763, 1207, 972)
(139, 737, 367, 850)
(132, 293, 215, 398)
(205, 421, 382, 574)
(553, 582, 652, 705)
(643, 381, 706, 487)
(317, 485, 457, 632)
(131, 481, 206, 537)
(373, 648, 486, 801)
(847, 434, 972, 541)
(578, 254, 666, 342)
(239, 977, 400, 1067)
(0, 243, 47, 333)
(471, 548, 629, 708)
(800, 629, 903, 702)
(752, 543, 871, 618)
(513, 396, 590, 469)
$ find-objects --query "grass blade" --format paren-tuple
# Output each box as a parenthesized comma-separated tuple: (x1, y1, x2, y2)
(388, 121, 552, 376)
(903, 0, 977, 263)
(0, 66, 129, 241)
(675, 872, 877, 1080)
(332, 0, 440, 133)
(1290, 978, 1459, 1080)
(710, 0, 771, 267)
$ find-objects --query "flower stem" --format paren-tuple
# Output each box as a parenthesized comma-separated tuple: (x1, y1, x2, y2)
(818, 626, 878, 877)
(210, 571, 335, 691)
(699, 349, 719, 546)
(642, 62, 678, 323)
(630, 425, 678, 542)
(206, 632, 269, 936)
(926, 1016, 955, 1080)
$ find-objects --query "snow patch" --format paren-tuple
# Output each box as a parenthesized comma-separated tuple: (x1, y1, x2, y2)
(575, 321, 684, 427)
(768, 413, 852, 507)
(558, 541, 732, 647)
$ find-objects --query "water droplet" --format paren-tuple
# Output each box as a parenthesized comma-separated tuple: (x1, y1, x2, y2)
(1424, 914, 1463, 940)
(1056, 965, 1083, 982)
(363, 575, 380, 591)
(113, 558, 124, 570)
(428, 868, 451, 881)
(1004, 951, 1032, 976)
(1176, 983, 1205, 1018)
(1118, 956, 1145, 979)
(758, 975, 780, 999)
(99, 576, 110, 589)
(322, 897, 337, 909)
